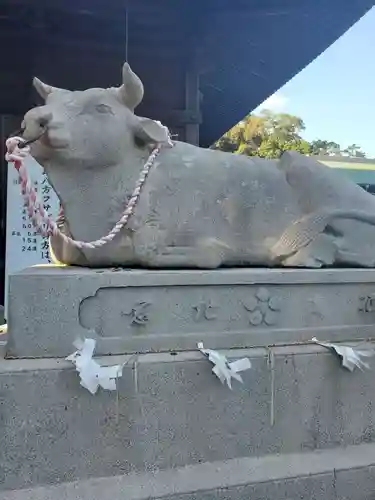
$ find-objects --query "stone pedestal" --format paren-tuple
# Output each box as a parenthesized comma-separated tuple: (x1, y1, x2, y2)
(6, 266, 375, 358)
(3, 266, 375, 498)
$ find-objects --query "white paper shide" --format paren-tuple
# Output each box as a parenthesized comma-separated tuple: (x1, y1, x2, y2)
(312, 337, 375, 372)
(197, 342, 251, 389)
(66, 338, 123, 394)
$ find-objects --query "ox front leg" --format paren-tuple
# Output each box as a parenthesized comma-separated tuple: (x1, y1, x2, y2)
(49, 225, 90, 266)
(133, 230, 230, 269)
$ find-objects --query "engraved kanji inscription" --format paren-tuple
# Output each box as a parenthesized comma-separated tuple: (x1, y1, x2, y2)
(193, 301, 218, 321)
(359, 294, 375, 313)
(122, 301, 151, 325)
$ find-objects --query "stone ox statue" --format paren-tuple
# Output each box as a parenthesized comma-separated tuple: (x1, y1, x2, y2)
(20, 63, 375, 269)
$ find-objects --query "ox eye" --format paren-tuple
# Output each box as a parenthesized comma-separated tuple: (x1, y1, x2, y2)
(95, 104, 113, 114)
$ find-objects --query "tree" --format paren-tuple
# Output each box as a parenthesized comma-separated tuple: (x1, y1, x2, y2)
(212, 114, 265, 155)
(257, 137, 311, 159)
(260, 110, 306, 142)
(213, 110, 368, 160)
(310, 140, 341, 156)
(342, 143, 366, 158)
(213, 136, 238, 153)
(213, 110, 310, 158)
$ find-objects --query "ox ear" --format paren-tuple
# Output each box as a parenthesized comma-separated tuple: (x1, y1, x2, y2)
(118, 63, 144, 110)
(33, 77, 62, 100)
(135, 117, 171, 145)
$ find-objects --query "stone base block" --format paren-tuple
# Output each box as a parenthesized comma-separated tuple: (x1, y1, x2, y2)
(4, 443, 375, 500)
(7, 267, 375, 358)
(1, 344, 375, 492)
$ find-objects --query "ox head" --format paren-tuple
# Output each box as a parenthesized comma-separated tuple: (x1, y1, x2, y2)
(21, 63, 170, 167)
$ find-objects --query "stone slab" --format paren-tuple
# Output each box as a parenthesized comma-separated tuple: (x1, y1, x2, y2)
(1, 344, 375, 491)
(335, 465, 375, 500)
(0, 475, 336, 500)
(7, 266, 375, 358)
(2, 441, 375, 500)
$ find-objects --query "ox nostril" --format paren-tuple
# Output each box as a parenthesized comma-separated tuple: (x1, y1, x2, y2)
(39, 117, 49, 128)
(38, 112, 52, 129)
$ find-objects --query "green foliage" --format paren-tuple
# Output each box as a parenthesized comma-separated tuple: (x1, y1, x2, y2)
(257, 137, 311, 159)
(310, 140, 341, 156)
(213, 110, 367, 160)
(342, 143, 366, 158)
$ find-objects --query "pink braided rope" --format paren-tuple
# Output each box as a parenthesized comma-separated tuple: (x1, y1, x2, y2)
(5, 135, 172, 250)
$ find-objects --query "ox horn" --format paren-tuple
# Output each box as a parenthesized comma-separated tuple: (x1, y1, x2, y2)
(33, 77, 63, 100)
(118, 62, 144, 110)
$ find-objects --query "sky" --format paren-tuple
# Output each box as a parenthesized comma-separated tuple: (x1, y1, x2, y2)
(253, 7, 375, 157)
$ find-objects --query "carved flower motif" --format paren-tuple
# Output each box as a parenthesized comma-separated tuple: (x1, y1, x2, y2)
(243, 287, 281, 326)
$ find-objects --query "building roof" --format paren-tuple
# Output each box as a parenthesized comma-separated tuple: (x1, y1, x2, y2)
(317, 155, 375, 184)
(198, 0, 374, 146)
(0, 0, 373, 146)
(316, 156, 375, 170)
